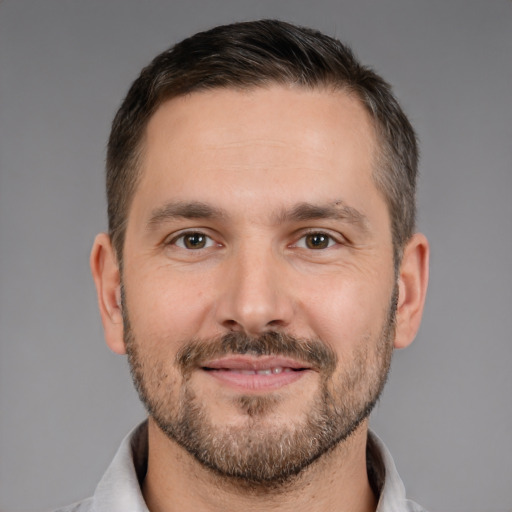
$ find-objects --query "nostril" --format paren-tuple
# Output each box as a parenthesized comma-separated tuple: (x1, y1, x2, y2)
(223, 319, 242, 331)
(221, 318, 287, 335)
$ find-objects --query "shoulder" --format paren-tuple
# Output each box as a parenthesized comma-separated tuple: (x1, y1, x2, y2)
(51, 497, 94, 512)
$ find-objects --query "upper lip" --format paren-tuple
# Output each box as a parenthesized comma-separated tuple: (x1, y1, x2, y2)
(201, 355, 313, 371)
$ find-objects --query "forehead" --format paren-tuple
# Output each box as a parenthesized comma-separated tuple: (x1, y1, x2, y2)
(145, 86, 376, 167)
(133, 86, 382, 224)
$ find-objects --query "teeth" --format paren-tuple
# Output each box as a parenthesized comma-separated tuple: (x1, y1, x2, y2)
(228, 367, 286, 375)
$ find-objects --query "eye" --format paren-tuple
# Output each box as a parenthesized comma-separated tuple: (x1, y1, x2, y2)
(172, 231, 216, 250)
(295, 232, 337, 250)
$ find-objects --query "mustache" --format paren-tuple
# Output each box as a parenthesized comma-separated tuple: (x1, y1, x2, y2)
(176, 331, 338, 375)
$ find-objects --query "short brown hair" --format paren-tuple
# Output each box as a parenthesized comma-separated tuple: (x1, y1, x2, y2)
(107, 19, 418, 267)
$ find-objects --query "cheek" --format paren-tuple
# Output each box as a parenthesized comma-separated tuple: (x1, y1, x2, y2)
(123, 265, 214, 348)
(298, 273, 393, 350)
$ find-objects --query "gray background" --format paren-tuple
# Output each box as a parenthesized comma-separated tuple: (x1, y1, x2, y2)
(1, 1, 511, 511)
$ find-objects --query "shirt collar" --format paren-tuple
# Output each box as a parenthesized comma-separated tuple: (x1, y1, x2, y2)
(91, 422, 149, 512)
(90, 421, 423, 512)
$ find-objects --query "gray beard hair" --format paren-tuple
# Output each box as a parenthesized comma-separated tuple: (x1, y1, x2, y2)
(124, 287, 397, 489)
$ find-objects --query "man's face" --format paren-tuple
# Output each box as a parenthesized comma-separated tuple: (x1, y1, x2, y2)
(121, 86, 397, 483)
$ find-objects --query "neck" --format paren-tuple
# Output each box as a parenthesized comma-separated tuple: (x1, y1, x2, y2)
(142, 418, 377, 512)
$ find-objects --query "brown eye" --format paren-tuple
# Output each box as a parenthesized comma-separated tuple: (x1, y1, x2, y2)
(305, 233, 331, 249)
(184, 233, 206, 249)
(174, 232, 213, 250)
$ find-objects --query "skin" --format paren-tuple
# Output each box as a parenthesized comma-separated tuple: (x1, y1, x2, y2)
(91, 86, 429, 512)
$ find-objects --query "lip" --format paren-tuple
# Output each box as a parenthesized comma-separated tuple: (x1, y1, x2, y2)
(200, 355, 313, 392)
(202, 355, 312, 371)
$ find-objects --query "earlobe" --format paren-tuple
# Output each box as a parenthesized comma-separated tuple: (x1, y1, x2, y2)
(90, 233, 126, 355)
(394, 232, 429, 349)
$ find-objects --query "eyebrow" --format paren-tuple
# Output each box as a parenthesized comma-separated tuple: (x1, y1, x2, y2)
(146, 199, 369, 231)
(275, 201, 370, 230)
(147, 201, 227, 229)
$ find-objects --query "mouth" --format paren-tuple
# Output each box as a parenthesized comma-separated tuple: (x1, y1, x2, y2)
(200, 356, 313, 392)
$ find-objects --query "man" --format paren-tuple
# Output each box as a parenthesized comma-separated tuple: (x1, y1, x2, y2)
(67, 19, 429, 512)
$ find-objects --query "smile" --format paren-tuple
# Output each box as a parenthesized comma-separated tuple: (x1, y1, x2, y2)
(200, 356, 312, 391)
(206, 367, 298, 375)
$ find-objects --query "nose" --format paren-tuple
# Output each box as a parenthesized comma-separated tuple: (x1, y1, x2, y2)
(215, 244, 294, 336)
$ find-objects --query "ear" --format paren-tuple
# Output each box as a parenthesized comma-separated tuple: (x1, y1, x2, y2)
(90, 233, 126, 355)
(394, 232, 429, 349)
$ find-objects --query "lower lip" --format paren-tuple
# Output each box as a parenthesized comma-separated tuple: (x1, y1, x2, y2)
(202, 369, 309, 391)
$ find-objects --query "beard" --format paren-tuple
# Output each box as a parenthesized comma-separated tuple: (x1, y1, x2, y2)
(124, 288, 397, 488)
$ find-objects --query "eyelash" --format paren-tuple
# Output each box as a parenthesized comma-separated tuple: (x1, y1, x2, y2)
(166, 230, 343, 251)
(292, 231, 340, 250)
(168, 231, 218, 250)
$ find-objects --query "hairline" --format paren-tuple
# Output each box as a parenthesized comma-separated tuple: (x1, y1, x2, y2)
(113, 82, 406, 271)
